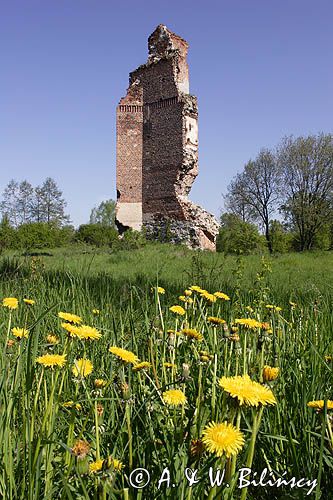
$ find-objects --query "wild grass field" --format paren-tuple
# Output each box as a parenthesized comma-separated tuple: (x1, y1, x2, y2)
(0, 245, 332, 499)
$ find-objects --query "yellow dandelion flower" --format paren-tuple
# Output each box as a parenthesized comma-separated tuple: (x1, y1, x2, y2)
(266, 305, 282, 312)
(207, 316, 225, 325)
(36, 353, 67, 368)
(157, 286, 165, 294)
(61, 322, 78, 335)
(202, 421, 244, 458)
(75, 325, 102, 341)
(109, 346, 139, 364)
(199, 350, 213, 358)
(184, 289, 192, 296)
(46, 334, 59, 344)
(234, 318, 262, 329)
(200, 355, 210, 362)
(94, 379, 107, 388)
(214, 292, 230, 301)
(89, 456, 124, 473)
(103, 456, 124, 471)
(200, 291, 217, 303)
(189, 285, 204, 293)
(23, 298, 35, 305)
(3, 297, 18, 310)
(58, 312, 82, 324)
(132, 361, 151, 372)
(181, 328, 203, 341)
(261, 322, 271, 331)
(89, 458, 104, 473)
(219, 374, 277, 406)
(324, 355, 332, 363)
(63, 401, 82, 411)
(179, 295, 193, 304)
(307, 400, 333, 411)
(167, 329, 181, 336)
(163, 362, 176, 369)
(72, 358, 93, 378)
(162, 389, 187, 406)
(263, 366, 279, 382)
(169, 305, 186, 315)
(92, 308, 100, 315)
(11, 327, 29, 339)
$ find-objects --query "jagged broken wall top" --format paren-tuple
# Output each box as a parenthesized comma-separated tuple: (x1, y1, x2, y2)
(116, 25, 219, 249)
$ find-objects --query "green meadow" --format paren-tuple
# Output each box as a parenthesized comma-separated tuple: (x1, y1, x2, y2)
(0, 245, 332, 499)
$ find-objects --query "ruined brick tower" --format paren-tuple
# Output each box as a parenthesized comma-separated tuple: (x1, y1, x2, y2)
(116, 24, 219, 250)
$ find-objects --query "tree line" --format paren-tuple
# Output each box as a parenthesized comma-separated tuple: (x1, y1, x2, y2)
(0, 184, 145, 251)
(0, 178, 70, 227)
(221, 133, 333, 253)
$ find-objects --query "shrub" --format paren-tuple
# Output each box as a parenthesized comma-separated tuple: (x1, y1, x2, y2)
(269, 220, 293, 254)
(76, 224, 119, 247)
(217, 213, 266, 254)
(16, 223, 74, 250)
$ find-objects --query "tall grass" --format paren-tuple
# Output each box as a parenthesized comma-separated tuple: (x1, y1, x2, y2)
(0, 249, 332, 499)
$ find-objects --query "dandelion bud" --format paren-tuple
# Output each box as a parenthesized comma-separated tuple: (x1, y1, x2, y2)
(96, 403, 104, 417)
(200, 355, 210, 363)
(182, 363, 190, 380)
(120, 382, 131, 401)
(47, 334, 59, 345)
(167, 333, 175, 349)
(94, 379, 106, 389)
(190, 439, 205, 458)
(263, 365, 279, 382)
(229, 333, 240, 342)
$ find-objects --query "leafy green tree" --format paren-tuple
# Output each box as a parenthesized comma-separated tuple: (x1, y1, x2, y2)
(225, 150, 281, 253)
(0, 180, 20, 226)
(32, 178, 70, 226)
(89, 199, 116, 227)
(17, 181, 35, 224)
(278, 134, 333, 251)
(216, 213, 266, 254)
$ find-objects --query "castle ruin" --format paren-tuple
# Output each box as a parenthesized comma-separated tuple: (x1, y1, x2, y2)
(116, 24, 219, 250)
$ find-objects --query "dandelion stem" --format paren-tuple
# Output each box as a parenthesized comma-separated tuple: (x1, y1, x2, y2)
(94, 400, 100, 460)
(240, 406, 264, 500)
(125, 403, 133, 470)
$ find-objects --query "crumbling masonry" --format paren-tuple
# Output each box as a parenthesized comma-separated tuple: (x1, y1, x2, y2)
(116, 24, 219, 250)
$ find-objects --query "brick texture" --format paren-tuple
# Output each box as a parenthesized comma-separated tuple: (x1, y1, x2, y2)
(116, 24, 219, 249)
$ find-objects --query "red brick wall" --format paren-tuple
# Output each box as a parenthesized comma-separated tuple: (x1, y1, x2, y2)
(116, 86, 143, 204)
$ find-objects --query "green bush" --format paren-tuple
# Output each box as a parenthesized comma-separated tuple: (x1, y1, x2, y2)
(0, 217, 17, 251)
(217, 213, 266, 254)
(120, 228, 147, 250)
(76, 224, 119, 247)
(269, 220, 293, 254)
(16, 223, 75, 250)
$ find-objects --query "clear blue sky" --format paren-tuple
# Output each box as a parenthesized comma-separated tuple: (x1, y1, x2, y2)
(1, 0, 332, 226)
